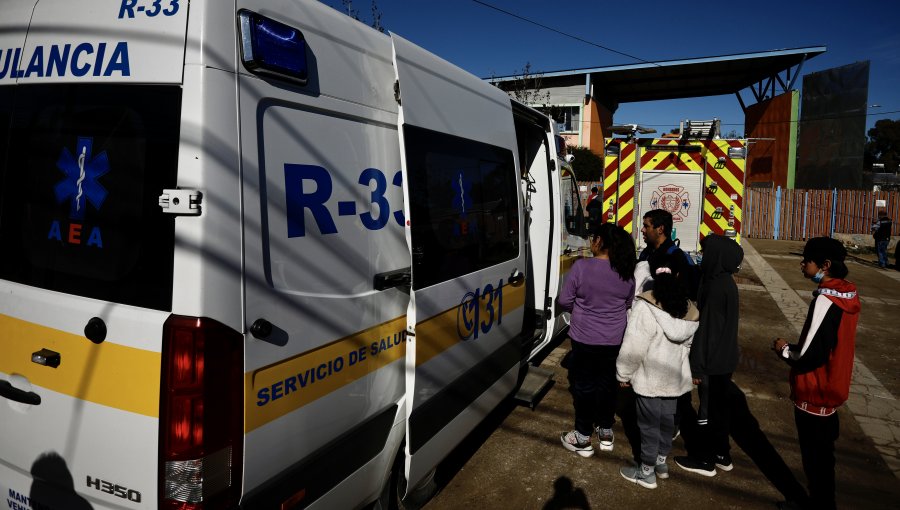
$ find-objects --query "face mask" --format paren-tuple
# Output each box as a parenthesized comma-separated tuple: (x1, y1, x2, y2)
(811, 270, 825, 283)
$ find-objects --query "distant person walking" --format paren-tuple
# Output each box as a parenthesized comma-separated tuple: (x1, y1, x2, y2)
(616, 255, 699, 489)
(773, 237, 860, 510)
(586, 186, 599, 206)
(559, 223, 636, 458)
(586, 193, 603, 228)
(872, 209, 892, 268)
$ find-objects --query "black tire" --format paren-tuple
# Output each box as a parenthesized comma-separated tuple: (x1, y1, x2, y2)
(372, 451, 435, 510)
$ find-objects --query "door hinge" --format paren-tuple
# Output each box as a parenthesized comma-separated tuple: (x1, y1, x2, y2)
(394, 80, 401, 105)
(159, 189, 203, 216)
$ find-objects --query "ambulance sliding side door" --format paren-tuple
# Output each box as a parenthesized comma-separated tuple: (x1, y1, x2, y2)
(391, 34, 528, 492)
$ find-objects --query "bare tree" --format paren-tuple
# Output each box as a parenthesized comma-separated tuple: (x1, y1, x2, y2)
(501, 62, 551, 107)
(337, 0, 384, 32)
(370, 1, 384, 33)
(341, 0, 360, 20)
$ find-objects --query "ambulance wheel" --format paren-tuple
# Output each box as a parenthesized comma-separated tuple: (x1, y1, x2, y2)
(374, 453, 435, 510)
(372, 460, 401, 510)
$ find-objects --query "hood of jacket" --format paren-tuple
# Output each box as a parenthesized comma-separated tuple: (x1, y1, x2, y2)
(637, 291, 699, 344)
(815, 278, 861, 315)
(700, 234, 744, 282)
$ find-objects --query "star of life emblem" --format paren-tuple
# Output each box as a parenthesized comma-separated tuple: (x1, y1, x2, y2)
(650, 184, 690, 222)
(55, 137, 109, 220)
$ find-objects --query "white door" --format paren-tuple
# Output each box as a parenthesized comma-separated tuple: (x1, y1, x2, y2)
(392, 33, 528, 492)
(637, 171, 705, 253)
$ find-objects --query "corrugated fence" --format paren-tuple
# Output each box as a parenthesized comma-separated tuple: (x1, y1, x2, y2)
(744, 188, 900, 240)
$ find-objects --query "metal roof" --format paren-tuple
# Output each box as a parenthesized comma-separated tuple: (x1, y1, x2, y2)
(489, 46, 826, 104)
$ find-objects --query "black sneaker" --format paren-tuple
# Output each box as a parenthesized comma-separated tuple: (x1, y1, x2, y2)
(560, 430, 594, 458)
(674, 456, 717, 477)
(714, 453, 733, 471)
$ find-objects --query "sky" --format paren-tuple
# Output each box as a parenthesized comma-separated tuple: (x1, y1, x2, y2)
(324, 0, 900, 137)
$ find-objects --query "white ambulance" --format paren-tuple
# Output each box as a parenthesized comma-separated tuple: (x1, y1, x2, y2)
(0, 1, 584, 508)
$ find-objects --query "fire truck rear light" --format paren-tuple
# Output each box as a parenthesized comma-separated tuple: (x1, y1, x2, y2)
(164, 447, 233, 503)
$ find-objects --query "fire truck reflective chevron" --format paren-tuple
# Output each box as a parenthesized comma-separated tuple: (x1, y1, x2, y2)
(640, 139, 704, 172)
(703, 140, 746, 243)
(602, 139, 638, 233)
(602, 136, 748, 251)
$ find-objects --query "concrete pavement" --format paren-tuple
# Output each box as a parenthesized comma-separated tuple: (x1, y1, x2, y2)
(424, 239, 900, 509)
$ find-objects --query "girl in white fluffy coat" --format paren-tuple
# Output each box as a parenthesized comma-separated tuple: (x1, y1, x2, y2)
(616, 260, 699, 489)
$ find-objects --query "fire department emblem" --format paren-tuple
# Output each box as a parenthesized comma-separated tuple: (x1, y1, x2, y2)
(650, 184, 690, 222)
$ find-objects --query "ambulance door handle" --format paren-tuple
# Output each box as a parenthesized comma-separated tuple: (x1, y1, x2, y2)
(508, 269, 525, 287)
(374, 267, 411, 291)
(0, 380, 41, 406)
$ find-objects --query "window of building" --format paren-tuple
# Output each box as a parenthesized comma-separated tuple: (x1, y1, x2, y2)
(555, 106, 581, 133)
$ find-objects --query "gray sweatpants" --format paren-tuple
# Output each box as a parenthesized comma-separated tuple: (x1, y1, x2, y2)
(636, 394, 678, 466)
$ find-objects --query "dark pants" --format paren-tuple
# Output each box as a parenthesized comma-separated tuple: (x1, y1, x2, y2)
(706, 373, 734, 459)
(876, 239, 889, 267)
(796, 408, 839, 510)
(681, 374, 733, 460)
(636, 395, 677, 466)
(616, 386, 642, 464)
(686, 374, 808, 504)
(567, 340, 619, 436)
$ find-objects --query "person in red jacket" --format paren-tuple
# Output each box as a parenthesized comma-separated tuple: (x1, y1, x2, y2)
(773, 237, 860, 510)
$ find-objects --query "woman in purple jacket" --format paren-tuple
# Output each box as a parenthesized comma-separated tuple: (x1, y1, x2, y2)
(560, 222, 636, 457)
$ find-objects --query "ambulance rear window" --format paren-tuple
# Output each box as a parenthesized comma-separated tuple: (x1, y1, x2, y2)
(0, 84, 180, 311)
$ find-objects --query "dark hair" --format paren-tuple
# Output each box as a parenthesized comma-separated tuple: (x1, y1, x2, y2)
(643, 209, 673, 238)
(802, 237, 849, 279)
(651, 254, 689, 318)
(591, 186, 598, 193)
(591, 222, 636, 281)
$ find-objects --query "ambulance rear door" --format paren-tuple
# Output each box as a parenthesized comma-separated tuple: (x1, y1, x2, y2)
(0, 1, 188, 508)
(391, 33, 528, 491)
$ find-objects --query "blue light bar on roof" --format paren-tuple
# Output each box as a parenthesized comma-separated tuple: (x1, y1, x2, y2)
(239, 10, 308, 85)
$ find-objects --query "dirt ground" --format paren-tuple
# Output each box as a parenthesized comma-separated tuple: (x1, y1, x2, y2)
(423, 239, 900, 510)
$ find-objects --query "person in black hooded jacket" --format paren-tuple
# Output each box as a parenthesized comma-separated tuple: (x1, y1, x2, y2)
(675, 234, 742, 476)
(674, 235, 808, 508)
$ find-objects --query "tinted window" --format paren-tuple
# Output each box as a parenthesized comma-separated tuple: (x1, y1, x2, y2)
(404, 125, 519, 290)
(0, 88, 11, 199)
(0, 85, 181, 311)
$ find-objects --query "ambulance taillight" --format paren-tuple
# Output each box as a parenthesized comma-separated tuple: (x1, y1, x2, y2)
(160, 315, 244, 509)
